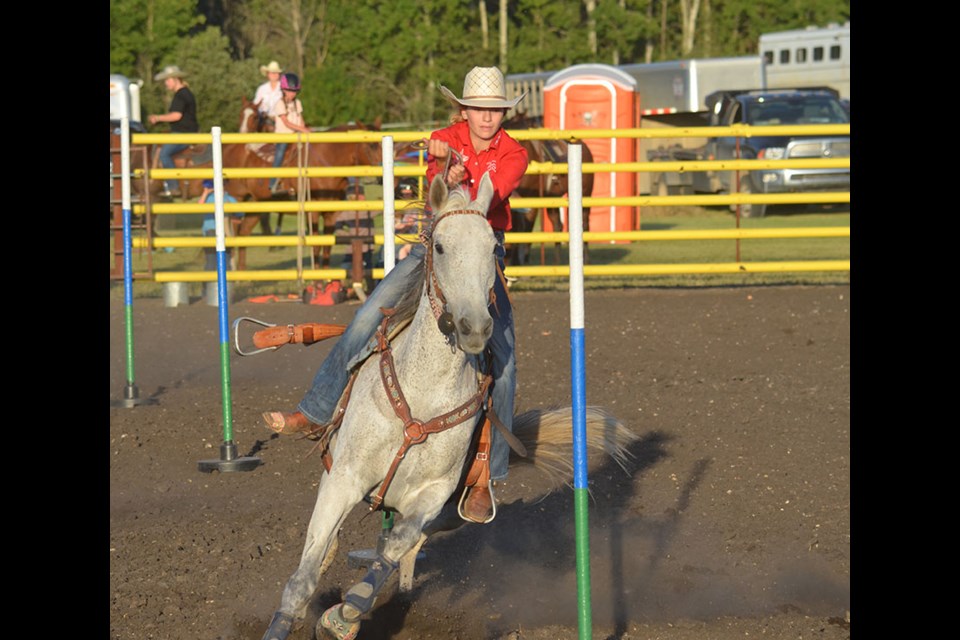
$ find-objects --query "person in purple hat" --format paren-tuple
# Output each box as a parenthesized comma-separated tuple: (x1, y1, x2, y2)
(268, 72, 310, 194)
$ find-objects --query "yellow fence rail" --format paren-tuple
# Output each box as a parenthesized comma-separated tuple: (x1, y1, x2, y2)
(125, 124, 850, 283)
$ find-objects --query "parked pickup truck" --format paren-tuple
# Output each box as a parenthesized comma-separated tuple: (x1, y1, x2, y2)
(648, 87, 850, 217)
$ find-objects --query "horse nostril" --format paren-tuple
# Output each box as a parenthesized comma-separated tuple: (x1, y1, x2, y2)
(481, 317, 493, 339)
(458, 317, 472, 336)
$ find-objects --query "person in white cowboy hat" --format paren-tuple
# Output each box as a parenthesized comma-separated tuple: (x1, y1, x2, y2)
(253, 60, 284, 127)
(148, 65, 199, 197)
(261, 66, 528, 524)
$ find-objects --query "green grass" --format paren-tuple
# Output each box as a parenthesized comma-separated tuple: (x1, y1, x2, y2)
(109, 203, 849, 300)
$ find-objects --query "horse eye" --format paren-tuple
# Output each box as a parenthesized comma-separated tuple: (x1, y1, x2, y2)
(435, 243, 445, 255)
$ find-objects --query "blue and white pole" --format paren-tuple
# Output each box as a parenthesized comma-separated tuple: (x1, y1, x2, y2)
(198, 126, 261, 473)
(117, 116, 143, 408)
(566, 143, 592, 638)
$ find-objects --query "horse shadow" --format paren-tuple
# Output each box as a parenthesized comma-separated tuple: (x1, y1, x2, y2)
(321, 428, 701, 640)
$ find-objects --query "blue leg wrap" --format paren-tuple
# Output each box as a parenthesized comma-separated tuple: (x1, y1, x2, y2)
(342, 554, 398, 617)
(261, 611, 294, 640)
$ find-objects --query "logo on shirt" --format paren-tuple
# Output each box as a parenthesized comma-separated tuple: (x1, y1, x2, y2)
(485, 160, 498, 174)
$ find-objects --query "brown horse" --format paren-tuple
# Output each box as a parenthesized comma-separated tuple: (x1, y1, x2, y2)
(504, 113, 595, 266)
(149, 99, 382, 270)
(266, 119, 384, 270)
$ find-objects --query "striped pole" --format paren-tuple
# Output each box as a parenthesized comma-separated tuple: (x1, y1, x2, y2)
(567, 143, 592, 637)
(382, 136, 396, 273)
(114, 116, 152, 408)
(198, 126, 261, 473)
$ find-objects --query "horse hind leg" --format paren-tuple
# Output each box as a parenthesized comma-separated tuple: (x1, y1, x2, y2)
(257, 212, 272, 236)
(548, 209, 564, 264)
(397, 532, 428, 592)
(236, 213, 262, 271)
(322, 217, 337, 270)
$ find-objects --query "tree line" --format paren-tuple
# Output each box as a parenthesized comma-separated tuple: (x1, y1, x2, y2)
(110, 0, 850, 133)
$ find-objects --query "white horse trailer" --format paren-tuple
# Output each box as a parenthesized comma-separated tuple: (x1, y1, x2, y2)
(760, 22, 850, 100)
(504, 56, 766, 120)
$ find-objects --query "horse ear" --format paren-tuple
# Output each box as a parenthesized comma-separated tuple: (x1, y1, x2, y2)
(473, 172, 495, 213)
(372, 116, 382, 131)
(429, 174, 448, 213)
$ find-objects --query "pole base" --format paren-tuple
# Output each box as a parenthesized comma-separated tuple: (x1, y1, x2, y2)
(198, 441, 262, 473)
(111, 383, 158, 408)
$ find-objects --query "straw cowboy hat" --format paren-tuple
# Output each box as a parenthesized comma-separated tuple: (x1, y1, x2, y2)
(153, 65, 186, 81)
(260, 60, 284, 76)
(439, 66, 525, 109)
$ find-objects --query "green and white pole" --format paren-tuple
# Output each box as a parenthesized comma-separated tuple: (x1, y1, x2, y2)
(566, 143, 592, 638)
(198, 126, 261, 473)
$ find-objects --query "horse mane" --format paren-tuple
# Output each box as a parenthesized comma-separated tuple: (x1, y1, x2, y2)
(388, 257, 425, 326)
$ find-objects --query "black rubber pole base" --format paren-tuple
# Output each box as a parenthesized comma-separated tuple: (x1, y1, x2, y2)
(111, 383, 158, 408)
(198, 441, 261, 473)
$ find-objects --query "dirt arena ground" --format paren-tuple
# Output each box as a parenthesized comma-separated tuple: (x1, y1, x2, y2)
(109, 284, 850, 640)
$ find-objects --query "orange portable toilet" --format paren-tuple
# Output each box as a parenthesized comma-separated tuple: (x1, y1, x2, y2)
(543, 64, 639, 240)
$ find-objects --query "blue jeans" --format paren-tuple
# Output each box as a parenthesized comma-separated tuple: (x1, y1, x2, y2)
(159, 143, 190, 192)
(298, 239, 516, 480)
(269, 142, 288, 190)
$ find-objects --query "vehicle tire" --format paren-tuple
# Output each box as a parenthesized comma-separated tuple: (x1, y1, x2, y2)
(656, 175, 686, 197)
(656, 174, 669, 198)
(732, 176, 766, 218)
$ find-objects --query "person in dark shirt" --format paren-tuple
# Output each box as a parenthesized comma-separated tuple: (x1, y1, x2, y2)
(149, 65, 199, 197)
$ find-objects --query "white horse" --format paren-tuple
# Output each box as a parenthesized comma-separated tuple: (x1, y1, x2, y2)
(261, 172, 638, 640)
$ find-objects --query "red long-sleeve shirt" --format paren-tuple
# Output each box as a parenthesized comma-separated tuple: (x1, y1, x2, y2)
(425, 121, 529, 232)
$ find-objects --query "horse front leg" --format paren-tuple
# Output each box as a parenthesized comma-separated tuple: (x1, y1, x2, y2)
(262, 474, 362, 640)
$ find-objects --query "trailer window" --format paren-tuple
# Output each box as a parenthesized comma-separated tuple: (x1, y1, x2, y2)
(796, 48, 807, 63)
(813, 46, 824, 62)
(763, 50, 774, 65)
(779, 49, 790, 64)
(830, 45, 841, 60)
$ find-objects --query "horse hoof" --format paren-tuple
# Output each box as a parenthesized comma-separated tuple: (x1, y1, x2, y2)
(318, 604, 361, 640)
(261, 610, 294, 640)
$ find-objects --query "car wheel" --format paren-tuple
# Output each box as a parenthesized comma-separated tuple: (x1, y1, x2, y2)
(732, 176, 766, 218)
(657, 175, 669, 198)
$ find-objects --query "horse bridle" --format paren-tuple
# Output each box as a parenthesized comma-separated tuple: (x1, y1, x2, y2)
(423, 208, 495, 337)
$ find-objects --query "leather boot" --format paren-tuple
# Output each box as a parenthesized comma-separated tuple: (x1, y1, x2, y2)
(461, 481, 497, 523)
(262, 411, 322, 436)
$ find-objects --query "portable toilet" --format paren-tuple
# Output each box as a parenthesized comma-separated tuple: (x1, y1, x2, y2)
(542, 64, 639, 239)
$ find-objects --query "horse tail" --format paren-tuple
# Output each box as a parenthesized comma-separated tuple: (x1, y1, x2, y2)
(508, 406, 638, 490)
